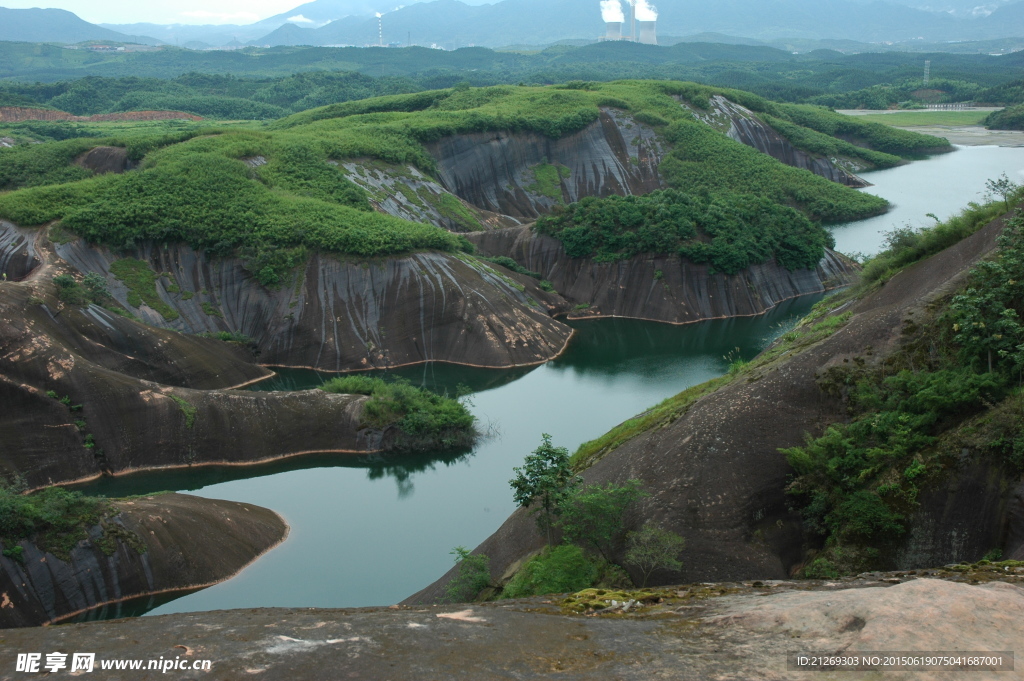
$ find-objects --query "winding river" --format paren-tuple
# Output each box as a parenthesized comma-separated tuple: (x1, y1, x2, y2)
(73, 142, 1024, 620)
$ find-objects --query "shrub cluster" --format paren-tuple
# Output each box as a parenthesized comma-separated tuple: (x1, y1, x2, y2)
(534, 189, 834, 273)
(784, 210, 1024, 576)
(320, 376, 476, 451)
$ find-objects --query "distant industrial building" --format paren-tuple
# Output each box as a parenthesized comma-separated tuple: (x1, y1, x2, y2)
(598, 0, 657, 44)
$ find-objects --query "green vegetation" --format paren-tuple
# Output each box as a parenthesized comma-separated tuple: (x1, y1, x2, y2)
(320, 376, 475, 451)
(858, 183, 1024, 289)
(985, 105, 1024, 131)
(0, 482, 141, 562)
(108, 259, 179, 320)
(771, 103, 950, 156)
(784, 213, 1024, 575)
(0, 79, 945, 287)
(510, 434, 579, 544)
(660, 124, 887, 224)
(196, 330, 255, 344)
(502, 545, 598, 598)
(435, 193, 483, 231)
(2, 42, 1022, 115)
(624, 522, 686, 587)
(527, 162, 570, 200)
(558, 480, 647, 561)
(169, 395, 197, 429)
(0, 131, 470, 285)
(0, 138, 95, 191)
(535, 189, 835, 272)
(850, 111, 988, 127)
(571, 375, 732, 470)
(445, 546, 491, 602)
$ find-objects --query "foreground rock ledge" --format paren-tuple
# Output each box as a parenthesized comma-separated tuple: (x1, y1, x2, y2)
(1, 572, 1019, 680)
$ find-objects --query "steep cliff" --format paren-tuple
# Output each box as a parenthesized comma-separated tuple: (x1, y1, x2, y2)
(0, 493, 286, 628)
(39, 227, 573, 372)
(337, 160, 517, 232)
(425, 109, 665, 220)
(0, 221, 39, 282)
(470, 225, 857, 324)
(410, 206, 1021, 602)
(686, 95, 871, 186)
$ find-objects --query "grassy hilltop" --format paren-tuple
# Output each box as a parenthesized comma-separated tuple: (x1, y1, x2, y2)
(0, 80, 947, 283)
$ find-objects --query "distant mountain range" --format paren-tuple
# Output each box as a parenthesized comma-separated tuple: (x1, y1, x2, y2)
(0, 7, 160, 45)
(5, 0, 1024, 50)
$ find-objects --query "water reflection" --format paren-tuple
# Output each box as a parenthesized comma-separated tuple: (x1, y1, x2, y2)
(71, 294, 824, 620)
(74, 448, 474, 499)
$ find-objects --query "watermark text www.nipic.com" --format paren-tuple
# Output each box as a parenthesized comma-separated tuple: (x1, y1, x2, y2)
(15, 653, 213, 674)
(787, 651, 1014, 671)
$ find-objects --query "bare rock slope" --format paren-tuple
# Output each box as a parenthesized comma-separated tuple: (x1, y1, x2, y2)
(2, 570, 1020, 679)
(410, 207, 1022, 603)
(0, 493, 286, 628)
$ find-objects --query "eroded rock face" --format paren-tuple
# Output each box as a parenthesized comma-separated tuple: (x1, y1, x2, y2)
(426, 109, 664, 220)
(0, 493, 286, 628)
(0, 222, 39, 281)
(0, 283, 375, 488)
(339, 161, 518, 232)
(470, 225, 857, 323)
(75, 146, 133, 175)
(47, 236, 573, 372)
(686, 95, 872, 186)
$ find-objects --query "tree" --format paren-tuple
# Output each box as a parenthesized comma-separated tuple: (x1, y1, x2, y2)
(985, 172, 1019, 212)
(558, 479, 647, 561)
(510, 434, 579, 544)
(444, 546, 490, 603)
(624, 522, 686, 587)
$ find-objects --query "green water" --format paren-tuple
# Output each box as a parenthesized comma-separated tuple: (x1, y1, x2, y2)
(74, 295, 822, 616)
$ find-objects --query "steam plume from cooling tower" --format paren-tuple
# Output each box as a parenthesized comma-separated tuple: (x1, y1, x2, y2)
(600, 0, 625, 23)
(635, 0, 657, 22)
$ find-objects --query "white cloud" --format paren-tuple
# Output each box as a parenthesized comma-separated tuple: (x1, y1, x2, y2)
(287, 14, 314, 22)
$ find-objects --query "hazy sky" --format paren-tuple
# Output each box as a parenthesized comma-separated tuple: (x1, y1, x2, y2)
(3, 0, 306, 24)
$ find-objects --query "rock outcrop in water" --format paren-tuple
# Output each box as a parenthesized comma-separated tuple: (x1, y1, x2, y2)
(410, 207, 1022, 602)
(470, 225, 857, 324)
(0, 493, 286, 628)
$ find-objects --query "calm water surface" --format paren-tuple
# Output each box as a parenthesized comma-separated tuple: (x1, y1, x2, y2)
(76, 299, 821, 617)
(832, 145, 1024, 257)
(72, 144, 1024, 619)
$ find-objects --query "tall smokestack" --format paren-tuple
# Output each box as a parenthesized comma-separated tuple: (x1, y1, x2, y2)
(601, 0, 624, 40)
(638, 21, 656, 44)
(635, 0, 657, 44)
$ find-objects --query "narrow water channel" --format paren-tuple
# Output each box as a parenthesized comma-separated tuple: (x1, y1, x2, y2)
(74, 297, 822, 619)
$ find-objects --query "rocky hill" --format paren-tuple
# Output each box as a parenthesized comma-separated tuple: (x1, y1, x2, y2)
(0, 493, 287, 629)
(409, 199, 1024, 603)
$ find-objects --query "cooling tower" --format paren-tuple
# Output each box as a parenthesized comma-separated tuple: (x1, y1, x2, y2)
(638, 20, 656, 45)
(605, 21, 622, 40)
